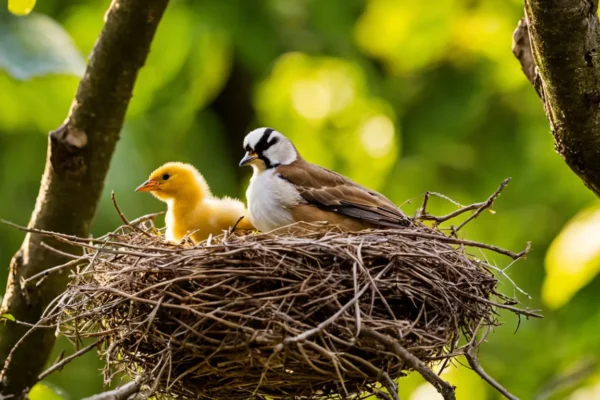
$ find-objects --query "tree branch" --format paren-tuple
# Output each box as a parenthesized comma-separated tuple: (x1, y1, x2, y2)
(417, 178, 510, 234)
(361, 329, 456, 400)
(464, 348, 518, 400)
(82, 381, 142, 400)
(37, 339, 104, 381)
(0, 0, 170, 396)
(513, 0, 600, 196)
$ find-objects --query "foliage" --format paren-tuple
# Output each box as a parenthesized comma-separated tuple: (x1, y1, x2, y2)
(8, 0, 36, 16)
(0, 12, 84, 80)
(28, 382, 66, 400)
(1, 0, 599, 398)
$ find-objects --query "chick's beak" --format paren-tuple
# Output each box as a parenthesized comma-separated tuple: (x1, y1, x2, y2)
(239, 151, 258, 167)
(135, 179, 160, 192)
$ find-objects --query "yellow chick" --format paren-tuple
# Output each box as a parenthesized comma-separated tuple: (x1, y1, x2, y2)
(136, 162, 254, 243)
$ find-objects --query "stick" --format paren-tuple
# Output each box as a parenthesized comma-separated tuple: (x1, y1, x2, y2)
(417, 178, 510, 233)
(361, 329, 456, 400)
(111, 191, 152, 237)
(380, 371, 401, 400)
(22, 258, 84, 286)
(395, 231, 530, 260)
(37, 339, 104, 381)
(82, 380, 141, 400)
(464, 348, 518, 400)
(453, 178, 510, 233)
(281, 264, 391, 346)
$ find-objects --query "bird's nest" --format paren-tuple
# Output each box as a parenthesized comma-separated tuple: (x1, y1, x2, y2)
(9, 180, 540, 400)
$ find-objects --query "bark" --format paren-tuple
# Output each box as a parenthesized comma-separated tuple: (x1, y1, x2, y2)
(513, 0, 600, 196)
(0, 0, 169, 396)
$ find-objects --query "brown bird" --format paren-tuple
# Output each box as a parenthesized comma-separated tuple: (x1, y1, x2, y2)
(239, 128, 411, 232)
(136, 162, 253, 243)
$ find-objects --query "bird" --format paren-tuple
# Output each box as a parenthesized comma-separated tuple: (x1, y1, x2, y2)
(239, 127, 411, 232)
(136, 162, 253, 243)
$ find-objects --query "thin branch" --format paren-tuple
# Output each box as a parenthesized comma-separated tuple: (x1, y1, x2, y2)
(111, 191, 151, 237)
(380, 372, 400, 400)
(22, 258, 84, 287)
(464, 347, 518, 400)
(397, 231, 531, 261)
(453, 178, 510, 233)
(361, 329, 456, 400)
(281, 281, 371, 346)
(459, 292, 542, 319)
(281, 265, 391, 346)
(37, 339, 104, 381)
(82, 381, 142, 400)
(417, 178, 510, 234)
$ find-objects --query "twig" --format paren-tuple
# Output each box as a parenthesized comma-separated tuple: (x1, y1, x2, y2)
(129, 211, 165, 226)
(459, 292, 542, 319)
(414, 191, 465, 220)
(417, 179, 510, 234)
(395, 231, 530, 260)
(38, 338, 104, 381)
(380, 371, 400, 400)
(281, 264, 391, 346)
(374, 391, 393, 400)
(453, 178, 510, 233)
(353, 261, 362, 337)
(82, 380, 142, 400)
(415, 191, 431, 220)
(361, 329, 456, 400)
(464, 347, 518, 400)
(112, 191, 152, 237)
(281, 280, 371, 346)
(22, 258, 85, 286)
(228, 215, 245, 235)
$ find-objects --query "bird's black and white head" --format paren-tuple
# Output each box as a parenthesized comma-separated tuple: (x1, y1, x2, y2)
(239, 128, 298, 171)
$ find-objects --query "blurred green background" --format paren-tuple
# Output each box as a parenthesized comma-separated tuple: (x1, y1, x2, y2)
(2, 0, 600, 398)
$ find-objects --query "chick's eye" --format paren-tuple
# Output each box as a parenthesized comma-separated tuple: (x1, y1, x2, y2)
(162, 173, 170, 180)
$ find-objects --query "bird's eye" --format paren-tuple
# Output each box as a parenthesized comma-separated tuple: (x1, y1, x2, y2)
(162, 173, 170, 180)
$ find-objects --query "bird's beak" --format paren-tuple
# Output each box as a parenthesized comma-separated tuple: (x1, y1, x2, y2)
(239, 151, 258, 167)
(135, 179, 160, 192)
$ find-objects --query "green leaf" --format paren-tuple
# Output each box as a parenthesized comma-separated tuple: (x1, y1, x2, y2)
(29, 382, 68, 400)
(0, 313, 15, 322)
(8, 0, 36, 16)
(543, 205, 600, 309)
(0, 13, 85, 80)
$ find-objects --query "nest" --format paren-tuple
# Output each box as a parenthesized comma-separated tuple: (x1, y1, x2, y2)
(19, 183, 539, 400)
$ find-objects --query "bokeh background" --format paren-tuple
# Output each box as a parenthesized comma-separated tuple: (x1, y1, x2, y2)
(1, 0, 600, 398)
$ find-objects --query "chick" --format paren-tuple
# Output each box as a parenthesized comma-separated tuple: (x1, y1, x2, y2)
(136, 162, 253, 243)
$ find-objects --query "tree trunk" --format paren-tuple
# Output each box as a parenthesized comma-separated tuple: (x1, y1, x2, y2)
(513, 0, 600, 196)
(0, 0, 170, 396)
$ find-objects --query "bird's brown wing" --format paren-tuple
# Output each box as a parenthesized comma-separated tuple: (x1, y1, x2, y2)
(277, 160, 411, 228)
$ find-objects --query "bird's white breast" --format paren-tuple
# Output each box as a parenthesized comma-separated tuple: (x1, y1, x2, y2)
(246, 169, 302, 232)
